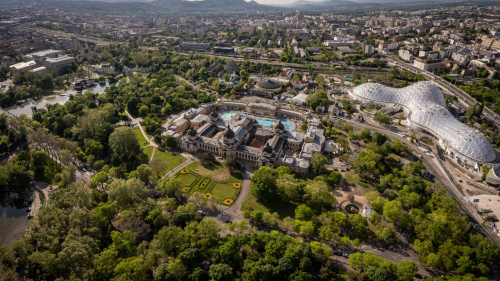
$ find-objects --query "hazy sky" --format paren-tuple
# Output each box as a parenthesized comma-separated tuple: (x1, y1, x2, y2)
(250, 0, 325, 5)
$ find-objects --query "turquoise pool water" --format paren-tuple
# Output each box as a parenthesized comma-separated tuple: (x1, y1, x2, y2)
(221, 112, 239, 120)
(281, 120, 294, 130)
(219, 111, 294, 130)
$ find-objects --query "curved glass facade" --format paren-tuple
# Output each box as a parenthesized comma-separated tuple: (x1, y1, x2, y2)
(352, 82, 498, 164)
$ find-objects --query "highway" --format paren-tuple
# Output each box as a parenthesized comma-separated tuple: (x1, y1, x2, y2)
(177, 52, 389, 75)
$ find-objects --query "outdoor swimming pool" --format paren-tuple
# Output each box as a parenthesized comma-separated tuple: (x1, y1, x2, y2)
(220, 111, 239, 120)
(220, 111, 294, 130)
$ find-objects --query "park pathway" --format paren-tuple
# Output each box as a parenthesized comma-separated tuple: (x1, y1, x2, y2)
(124, 110, 157, 148)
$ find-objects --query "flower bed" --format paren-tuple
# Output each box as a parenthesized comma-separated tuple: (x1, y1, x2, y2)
(198, 178, 212, 190)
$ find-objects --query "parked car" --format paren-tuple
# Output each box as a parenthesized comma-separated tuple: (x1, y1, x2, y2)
(342, 252, 350, 258)
(333, 251, 342, 256)
(197, 210, 206, 217)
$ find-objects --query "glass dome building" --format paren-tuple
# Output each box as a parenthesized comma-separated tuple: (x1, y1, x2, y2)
(350, 82, 500, 166)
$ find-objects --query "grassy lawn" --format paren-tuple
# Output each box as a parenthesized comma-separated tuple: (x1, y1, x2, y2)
(142, 146, 154, 161)
(183, 161, 243, 202)
(241, 182, 297, 218)
(151, 150, 187, 180)
(186, 161, 242, 182)
(344, 170, 373, 190)
(134, 127, 149, 147)
(177, 172, 198, 187)
(211, 182, 238, 201)
(187, 177, 213, 196)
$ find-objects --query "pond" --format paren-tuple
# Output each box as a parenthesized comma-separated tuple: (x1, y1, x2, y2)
(0, 192, 30, 246)
(5, 82, 118, 117)
(345, 204, 360, 214)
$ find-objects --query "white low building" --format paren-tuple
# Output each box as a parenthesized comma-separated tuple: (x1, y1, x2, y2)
(91, 63, 115, 75)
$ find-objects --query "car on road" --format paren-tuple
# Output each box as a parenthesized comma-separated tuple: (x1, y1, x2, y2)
(333, 251, 342, 256)
(415, 273, 426, 279)
(342, 252, 350, 258)
(225, 220, 232, 224)
(340, 169, 345, 172)
(197, 210, 206, 217)
(459, 180, 463, 183)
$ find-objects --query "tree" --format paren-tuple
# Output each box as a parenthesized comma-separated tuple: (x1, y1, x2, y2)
(150, 157, 168, 179)
(92, 171, 108, 189)
(326, 171, 341, 187)
(33, 150, 49, 169)
(300, 120, 308, 131)
(251, 166, 277, 202)
(310, 153, 328, 176)
(209, 263, 234, 281)
(295, 204, 314, 221)
(374, 112, 390, 125)
(7, 164, 34, 192)
(156, 177, 183, 199)
(108, 178, 148, 209)
(396, 261, 417, 281)
(136, 164, 152, 183)
(139, 105, 149, 116)
(383, 200, 403, 224)
(109, 127, 140, 159)
(199, 152, 214, 165)
(223, 157, 240, 171)
(163, 135, 177, 149)
(482, 165, 490, 181)
(340, 236, 351, 246)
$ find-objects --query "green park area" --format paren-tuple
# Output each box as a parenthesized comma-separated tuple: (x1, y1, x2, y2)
(142, 146, 154, 160)
(241, 182, 297, 218)
(177, 172, 198, 187)
(134, 127, 149, 147)
(151, 149, 187, 181)
(210, 181, 239, 202)
(178, 161, 243, 204)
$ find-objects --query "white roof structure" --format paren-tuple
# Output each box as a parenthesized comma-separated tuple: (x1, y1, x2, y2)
(351, 82, 499, 164)
(291, 93, 308, 105)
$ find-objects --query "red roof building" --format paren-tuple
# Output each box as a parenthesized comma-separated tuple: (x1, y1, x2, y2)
(247, 138, 265, 149)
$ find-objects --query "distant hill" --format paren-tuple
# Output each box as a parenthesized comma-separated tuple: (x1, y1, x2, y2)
(148, 0, 283, 12)
(266, 0, 465, 9)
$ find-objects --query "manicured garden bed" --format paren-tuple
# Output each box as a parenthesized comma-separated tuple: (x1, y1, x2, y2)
(210, 181, 239, 202)
(176, 172, 198, 187)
